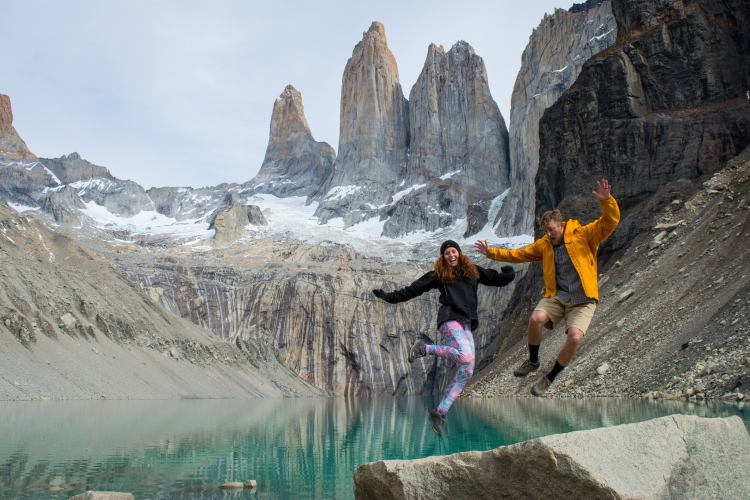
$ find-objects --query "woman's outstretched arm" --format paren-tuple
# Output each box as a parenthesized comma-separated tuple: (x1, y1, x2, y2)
(373, 271, 439, 304)
(476, 265, 515, 287)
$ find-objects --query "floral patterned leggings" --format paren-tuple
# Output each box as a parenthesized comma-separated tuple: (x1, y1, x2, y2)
(425, 319, 475, 416)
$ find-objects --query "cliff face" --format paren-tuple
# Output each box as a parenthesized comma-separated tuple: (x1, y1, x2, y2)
(382, 42, 510, 238)
(536, 0, 750, 253)
(115, 241, 513, 396)
(496, 1, 616, 237)
(246, 85, 335, 198)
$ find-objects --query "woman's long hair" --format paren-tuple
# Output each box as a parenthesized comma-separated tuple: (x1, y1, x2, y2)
(433, 251, 480, 283)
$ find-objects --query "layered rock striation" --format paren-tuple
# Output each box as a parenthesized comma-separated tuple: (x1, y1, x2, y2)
(246, 85, 335, 198)
(354, 414, 750, 499)
(495, 1, 616, 237)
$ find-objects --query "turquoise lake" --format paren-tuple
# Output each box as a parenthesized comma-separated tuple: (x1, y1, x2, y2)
(1, 397, 748, 499)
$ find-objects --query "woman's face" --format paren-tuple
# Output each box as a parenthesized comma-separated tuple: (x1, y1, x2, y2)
(443, 247, 460, 267)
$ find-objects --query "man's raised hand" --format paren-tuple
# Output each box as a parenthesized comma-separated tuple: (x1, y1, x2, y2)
(474, 239, 490, 256)
(592, 179, 612, 201)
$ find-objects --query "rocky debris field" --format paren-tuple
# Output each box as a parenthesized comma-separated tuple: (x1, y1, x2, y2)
(467, 149, 750, 403)
(0, 201, 324, 400)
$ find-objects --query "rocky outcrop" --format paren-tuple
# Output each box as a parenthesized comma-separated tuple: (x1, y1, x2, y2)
(245, 85, 335, 198)
(314, 22, 410, 224)
(0, 94, 35, 160)
(40, 153, 114, 184)
(210, 202, 267, 244)
(383, 42, 510, 238)
(0, 201, 324, 400)
(353, 414, 750, 500)
(42, 186, 86, 224)
(495, 1, 616, 237)
(536, 0, 750, 253)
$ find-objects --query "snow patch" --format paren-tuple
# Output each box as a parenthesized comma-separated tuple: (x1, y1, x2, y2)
(8, 203, 39, 213)
(391, 184, 426, 204)
(590, 29, 614, 43)
(552, 66, 569, 73)
(440, 170, 461, 180)
(80, 201, 214, 239)
(324, 185, 361, 201)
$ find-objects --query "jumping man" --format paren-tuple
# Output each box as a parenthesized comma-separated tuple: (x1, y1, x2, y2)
(474, 180, 619, 396)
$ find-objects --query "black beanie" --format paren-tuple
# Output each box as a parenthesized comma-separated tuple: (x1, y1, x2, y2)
(440, 240, 461, 255)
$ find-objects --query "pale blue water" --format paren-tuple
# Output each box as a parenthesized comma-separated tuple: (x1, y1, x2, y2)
(1, 397, 747, 499)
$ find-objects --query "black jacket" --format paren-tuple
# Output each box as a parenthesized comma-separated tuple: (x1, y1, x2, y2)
(382, 265, 514, 331)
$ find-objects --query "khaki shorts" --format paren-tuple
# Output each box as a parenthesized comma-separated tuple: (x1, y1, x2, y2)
(535, 296, 597, 335)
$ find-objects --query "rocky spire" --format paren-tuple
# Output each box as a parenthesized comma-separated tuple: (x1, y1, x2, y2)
(382, 41, 510, 237)
(246, 85, 335, 198)
(0, 94, 35, 159)
(314, 22, 409, 224)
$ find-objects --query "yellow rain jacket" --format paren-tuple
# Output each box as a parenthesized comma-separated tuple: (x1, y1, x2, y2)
(487, 197, 620, 302)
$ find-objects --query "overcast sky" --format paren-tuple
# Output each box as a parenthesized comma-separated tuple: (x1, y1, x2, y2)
(1, 0, 569, 189)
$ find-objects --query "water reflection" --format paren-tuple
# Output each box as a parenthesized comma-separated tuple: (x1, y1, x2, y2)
(0, 397, 746, 500)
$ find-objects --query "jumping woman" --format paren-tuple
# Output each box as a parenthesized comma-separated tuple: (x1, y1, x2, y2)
(372, 240, 515, 436)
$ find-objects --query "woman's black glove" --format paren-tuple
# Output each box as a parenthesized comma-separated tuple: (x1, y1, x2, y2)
(372, 289, 388, 301)
(501, 265, 515, 279)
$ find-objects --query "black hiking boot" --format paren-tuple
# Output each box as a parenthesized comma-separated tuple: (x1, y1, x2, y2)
(513, 359, 540, 377)
(408, 340, 427, 363)
(427, 409, 446, 437)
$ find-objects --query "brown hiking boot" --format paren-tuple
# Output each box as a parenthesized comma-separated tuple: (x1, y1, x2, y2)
(513, 359, 540, 377)
(427, 409, 445, 436)
(531, 377, 552, 397)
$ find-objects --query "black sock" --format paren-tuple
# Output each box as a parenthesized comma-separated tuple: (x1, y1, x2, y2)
(528, 344, 540, 364)
(546, 361, 566, 382)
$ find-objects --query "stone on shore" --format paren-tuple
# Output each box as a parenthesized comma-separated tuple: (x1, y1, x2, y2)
(69, 493, 134, 500)
(353, 414, 750, 500)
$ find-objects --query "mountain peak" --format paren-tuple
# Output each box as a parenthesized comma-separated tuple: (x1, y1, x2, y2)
(0, 94, 35, 159)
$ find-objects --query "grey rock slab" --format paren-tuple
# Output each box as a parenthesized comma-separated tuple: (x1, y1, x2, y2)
(353, 414, 750, 500)
(68, 493, 135, 500)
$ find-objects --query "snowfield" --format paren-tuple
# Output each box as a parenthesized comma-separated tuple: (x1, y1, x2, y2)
(13, 192, 532, 262)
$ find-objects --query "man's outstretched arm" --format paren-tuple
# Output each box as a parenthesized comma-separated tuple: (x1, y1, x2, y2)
(474, 239, 543, 263)
(583, 179, 620, 244)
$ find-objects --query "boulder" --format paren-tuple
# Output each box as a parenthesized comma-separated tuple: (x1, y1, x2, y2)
(211, 202, 268, 244)
(353, 414, 750, 500)
(68, 493, 134, 500)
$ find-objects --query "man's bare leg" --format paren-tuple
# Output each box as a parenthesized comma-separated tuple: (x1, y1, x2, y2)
(556, 327, 583, 366)
(514, 310, 549, 377)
